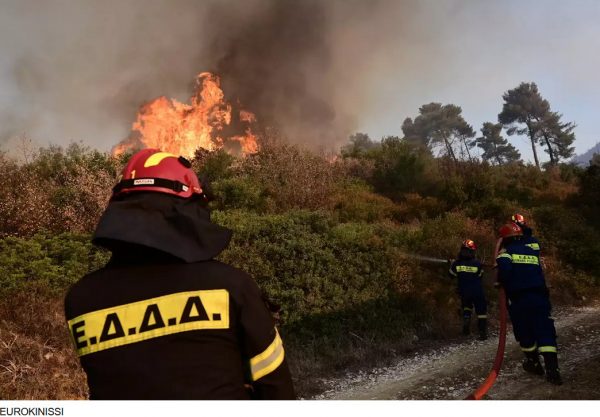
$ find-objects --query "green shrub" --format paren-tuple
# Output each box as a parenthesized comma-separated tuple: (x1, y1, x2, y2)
(333, 180, 399, 223)
(533, 205, 600, 281)
(211, 176, 271, 211)
(192, 148, 237, 183)
(213, 210, 414, 325)
(409, 212, 497, 263)
(371, 137, 435, 199)
(0, 233, 109, 296)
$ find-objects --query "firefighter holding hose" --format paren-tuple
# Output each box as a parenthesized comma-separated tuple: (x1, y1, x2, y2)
(64, 149, 295, 399)
(496, 223, 562, 385)
(448, 239, 488, 340)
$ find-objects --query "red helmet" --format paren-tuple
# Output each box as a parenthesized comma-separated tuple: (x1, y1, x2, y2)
(462, 239, 477, 250)
(498, 223, 522, 239)
(112, 149, 204, 199)
(511, 213, 526, 225)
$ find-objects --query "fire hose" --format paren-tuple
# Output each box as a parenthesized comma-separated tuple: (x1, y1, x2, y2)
(404, 237, 508, 400)
(464, 237, 507, 400)
(464, 287, 506, 400)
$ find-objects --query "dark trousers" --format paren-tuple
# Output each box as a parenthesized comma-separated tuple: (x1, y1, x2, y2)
(460, 287, 487, 319)
(508, 289, 557, 354)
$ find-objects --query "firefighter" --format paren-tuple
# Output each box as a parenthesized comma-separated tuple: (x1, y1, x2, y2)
(448, 239, 488, 340)
(496, 223, 562, 385)
(64, 149, 295, 399)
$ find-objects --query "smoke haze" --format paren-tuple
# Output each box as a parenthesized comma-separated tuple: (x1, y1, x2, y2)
(1, 0, 599, 158)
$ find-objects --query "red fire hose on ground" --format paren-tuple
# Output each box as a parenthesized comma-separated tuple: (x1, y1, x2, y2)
(403, 238, 508, 400)
(464, 288, 507, 400)
(465, 238, 507, 400)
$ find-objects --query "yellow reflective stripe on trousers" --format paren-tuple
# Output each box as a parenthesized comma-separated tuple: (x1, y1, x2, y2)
(512, 254, 539, 265)
(521, 343, 537, 352)
(538, 346, 557, 353)
(250, 329, 285, 381)
(456, 265, 478, 273)
(67, 289, 229, 356)
(477, 315, 487, 319)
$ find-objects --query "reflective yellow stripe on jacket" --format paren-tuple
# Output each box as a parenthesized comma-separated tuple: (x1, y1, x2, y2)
(496, 253, 512, 261)
(496, 253, 539, 265)
(456, 265, 479, 273)
(512, 254, 539, 265)
(250, 329, 285, 381)
(67, 290, 230, 357)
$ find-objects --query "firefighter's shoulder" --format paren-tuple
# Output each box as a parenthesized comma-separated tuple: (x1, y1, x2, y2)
(496, 248, 512, 262)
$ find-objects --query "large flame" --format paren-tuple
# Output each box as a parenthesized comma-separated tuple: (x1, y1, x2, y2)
(112, 72, 258, 157)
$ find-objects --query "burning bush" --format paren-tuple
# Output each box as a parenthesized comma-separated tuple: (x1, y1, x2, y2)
(113, 72, 258, 158)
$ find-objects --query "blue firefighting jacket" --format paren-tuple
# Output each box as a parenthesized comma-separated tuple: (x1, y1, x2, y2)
(520, 225, 541, 255)
(496, 238, 546, 294)
(449, 258, 484, 294)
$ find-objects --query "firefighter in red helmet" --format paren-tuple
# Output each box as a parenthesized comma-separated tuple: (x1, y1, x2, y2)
(496, 223, 561, 385)
(448, 239, 488, 340)
(64, 149, 295, 399)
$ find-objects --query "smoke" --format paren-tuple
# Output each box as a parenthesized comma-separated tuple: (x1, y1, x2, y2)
(0, 0, 215, 149)
(0, 0, 394, 152)
(205, 0, 352, 149)
(2, 0, 598, 156)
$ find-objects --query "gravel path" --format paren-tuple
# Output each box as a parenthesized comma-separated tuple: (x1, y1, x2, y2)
(312, 304, 600, 400)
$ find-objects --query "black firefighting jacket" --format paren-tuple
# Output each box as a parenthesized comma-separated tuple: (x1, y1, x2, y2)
(64, 193, 295, 400)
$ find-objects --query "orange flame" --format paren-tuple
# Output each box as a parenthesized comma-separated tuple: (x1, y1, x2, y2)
(112, 72, 258, 157)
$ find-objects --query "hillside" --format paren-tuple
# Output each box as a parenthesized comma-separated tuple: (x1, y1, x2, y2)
(572, 142, 600, 166)
(1, 139, 599, 399)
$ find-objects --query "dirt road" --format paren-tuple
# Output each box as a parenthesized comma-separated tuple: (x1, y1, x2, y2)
(313, 304, 600, 400)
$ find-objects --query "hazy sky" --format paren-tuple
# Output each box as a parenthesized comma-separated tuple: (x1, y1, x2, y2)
(1, 0, 599, 163)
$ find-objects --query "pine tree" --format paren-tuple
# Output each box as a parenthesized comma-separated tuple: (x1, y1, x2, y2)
(498, 82, 549, 169)
(538, 112, 576, 163)
(498, 82, 576, 168)
(402, 103, 475, 162)
(476, 122, 521, 165)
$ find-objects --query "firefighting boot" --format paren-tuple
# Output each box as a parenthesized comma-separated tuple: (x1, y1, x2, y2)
(522, 351, 544, 376)
(477, 318, 488, 341)
(462, 316, 470, 335)
(542, 352, 563, 385)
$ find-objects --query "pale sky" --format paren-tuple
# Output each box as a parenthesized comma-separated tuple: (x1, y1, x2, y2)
(353, 0, 600, 163)
(1, 0, 599, 163)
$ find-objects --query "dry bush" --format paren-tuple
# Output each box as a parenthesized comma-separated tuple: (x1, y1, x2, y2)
(0, 293, 87, 400)
(0, 147, 118, 237)
(412, 212, 497, 262)
(52, 164, 114, 233)
(0, 157, 55, 236)
(394, 193, 446, 222)
(334, 156, 375, 182)
(241, 140, 343, 211)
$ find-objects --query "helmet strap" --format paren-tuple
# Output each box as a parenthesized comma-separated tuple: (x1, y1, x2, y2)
(113, 178, 191, 195)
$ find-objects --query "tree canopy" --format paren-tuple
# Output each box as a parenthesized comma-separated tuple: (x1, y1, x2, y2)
(402, 103, 475, 162)
(341, 132, 378, 158)
(498, 82, 576, 168)
(476, 122, 521, 165)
